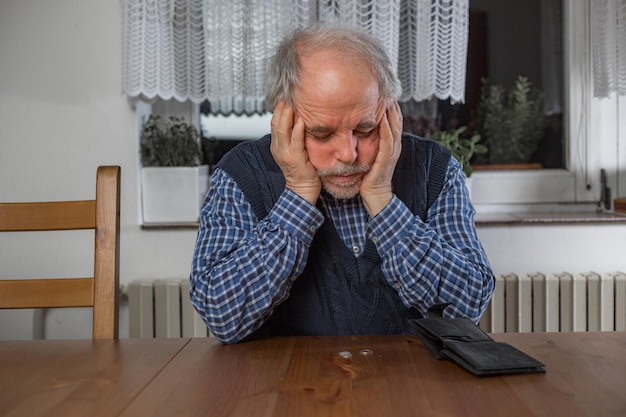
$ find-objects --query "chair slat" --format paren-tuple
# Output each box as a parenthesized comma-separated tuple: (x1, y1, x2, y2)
(0, 278, 94, 308)
(0, 201, 96, 231)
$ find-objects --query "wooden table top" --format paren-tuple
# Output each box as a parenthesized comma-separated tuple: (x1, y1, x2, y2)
(0, 338, 189, 417)
(1, 332, 625, 417)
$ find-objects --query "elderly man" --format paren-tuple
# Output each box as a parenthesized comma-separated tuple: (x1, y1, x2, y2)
(190, 24, 495, 343)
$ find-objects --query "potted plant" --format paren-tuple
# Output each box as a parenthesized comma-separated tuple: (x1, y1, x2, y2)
(140, 115, 210, 223)
(429, 126, 487, 178)
(472, 76, 546, 167)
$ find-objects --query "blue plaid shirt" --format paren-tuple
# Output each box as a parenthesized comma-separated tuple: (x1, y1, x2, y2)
(190, 157, 494, 343)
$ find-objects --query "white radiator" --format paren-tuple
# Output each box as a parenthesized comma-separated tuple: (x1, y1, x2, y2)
(479, 272, 626, 333)
(127, 272, 626, 338)
(127, 278, 209, 338)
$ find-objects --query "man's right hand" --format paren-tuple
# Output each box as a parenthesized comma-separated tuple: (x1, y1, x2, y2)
(270, 101, 322, 205)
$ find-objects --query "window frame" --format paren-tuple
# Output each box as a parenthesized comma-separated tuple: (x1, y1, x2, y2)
(470, 0, 600, 211)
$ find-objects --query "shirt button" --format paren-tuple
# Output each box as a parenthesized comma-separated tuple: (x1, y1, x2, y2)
(309, 225, 317, 232)
(372, 236, 379, 243)
(352, 245, 360, 254)
(394, 282, 401, 289)
(290, 276, 297, 282)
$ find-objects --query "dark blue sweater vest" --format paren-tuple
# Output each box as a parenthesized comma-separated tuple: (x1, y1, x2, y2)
(216, 133, 451, 338)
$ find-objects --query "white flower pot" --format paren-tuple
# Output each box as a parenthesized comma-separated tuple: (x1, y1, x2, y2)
(141, 165, 210, 223)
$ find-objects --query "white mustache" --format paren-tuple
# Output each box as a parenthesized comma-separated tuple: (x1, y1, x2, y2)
(317, 163, 371, 177)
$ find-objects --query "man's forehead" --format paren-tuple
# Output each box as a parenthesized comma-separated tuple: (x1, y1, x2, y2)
(304, 112, 382, 132)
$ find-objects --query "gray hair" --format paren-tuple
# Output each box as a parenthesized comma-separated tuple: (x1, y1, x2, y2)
(265, 23, 401, 111)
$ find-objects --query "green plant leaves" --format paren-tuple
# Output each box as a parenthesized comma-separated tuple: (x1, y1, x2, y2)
(430, 126, 487, 177)
(473, 76, 546, 165)
(140, 115, 202, 167)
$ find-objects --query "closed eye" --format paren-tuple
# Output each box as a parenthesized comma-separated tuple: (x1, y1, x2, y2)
(354, 129, 375, 138)
(306, 127, 376, 141)
(306, 128, 333, 141)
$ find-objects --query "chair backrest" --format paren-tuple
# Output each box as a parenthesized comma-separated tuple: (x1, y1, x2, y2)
(0, 166, 121, 339)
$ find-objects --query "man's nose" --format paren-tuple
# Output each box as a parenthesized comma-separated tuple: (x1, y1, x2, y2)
(334, 132, 358, 163)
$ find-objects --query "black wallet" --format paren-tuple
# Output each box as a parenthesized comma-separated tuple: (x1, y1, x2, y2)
(409, 303, 545, 376)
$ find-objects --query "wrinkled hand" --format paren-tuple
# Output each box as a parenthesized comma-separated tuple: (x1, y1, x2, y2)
(360, 101, 403, 216)
(270, 101, 322, 205)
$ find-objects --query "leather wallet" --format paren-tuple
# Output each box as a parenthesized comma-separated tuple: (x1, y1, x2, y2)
(409, 303, 545, 376)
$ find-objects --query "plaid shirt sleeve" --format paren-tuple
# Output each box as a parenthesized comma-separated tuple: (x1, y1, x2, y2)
(365, 157, 495, 322)
(190, 168, 324, 344)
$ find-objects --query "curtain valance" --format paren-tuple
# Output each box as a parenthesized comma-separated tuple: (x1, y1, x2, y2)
(592, 0, 626, 98)
(121, 0, 470, 115)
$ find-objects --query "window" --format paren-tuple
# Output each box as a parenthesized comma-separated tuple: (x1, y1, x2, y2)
(467, 0, 601, 210)
(404, 0, 564, 170)
(199, 1, 609, 211)
(200, 112, 273, 166)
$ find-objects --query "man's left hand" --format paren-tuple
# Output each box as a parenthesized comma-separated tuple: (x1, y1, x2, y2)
(360, 101, 403, 217)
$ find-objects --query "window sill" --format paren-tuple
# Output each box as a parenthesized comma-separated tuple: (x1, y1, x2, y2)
(140, 211, 626, 230)
(475, 211, 626, 226)
(141, 222, 199, 230)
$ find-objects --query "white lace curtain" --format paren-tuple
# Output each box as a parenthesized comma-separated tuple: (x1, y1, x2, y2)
(592, 0, 626, 98)
(121, 0, 470, 115)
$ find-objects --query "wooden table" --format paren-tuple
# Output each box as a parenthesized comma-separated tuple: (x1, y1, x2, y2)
(1, 332, 625, 417)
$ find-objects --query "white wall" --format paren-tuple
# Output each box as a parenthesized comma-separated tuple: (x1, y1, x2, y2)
(1, 1, 624, 339)
(0, 0, 199, 339)
(478, 224, 626, 274)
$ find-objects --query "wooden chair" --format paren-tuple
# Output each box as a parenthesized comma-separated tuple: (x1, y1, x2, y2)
(0, 166, 121, 339)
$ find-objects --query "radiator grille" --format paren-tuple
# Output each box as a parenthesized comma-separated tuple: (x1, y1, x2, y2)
(127, 272, 626, 338)
(127, 279, 209, 338)
(479, 272, 626, 333)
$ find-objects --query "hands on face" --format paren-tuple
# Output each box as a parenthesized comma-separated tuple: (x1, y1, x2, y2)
(360, 100, 403, 216)
(270, 100, 403, 214)
(270, 101, 322, 205)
